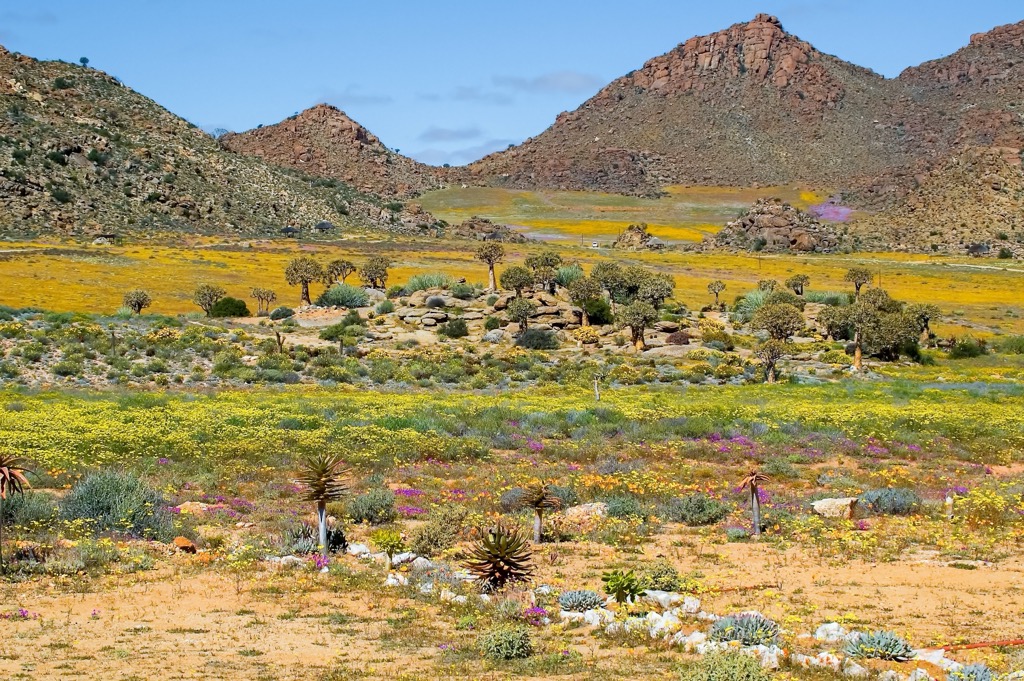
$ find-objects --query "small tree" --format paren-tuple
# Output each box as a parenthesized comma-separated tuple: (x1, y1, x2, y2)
(844, 300, 881, 371)
(359, 256, 391, 289)
(905, 303, 941, 339)
(192, 284, 226, 316)
(249, 287, 277, 316)
(533, 266, 558, 295)
(79, 57, 89, 67)
(755, 339, 789, 383)
(500, 266, 535, 297)
(567, 276, 602, 326)
(122, 289, 152, 315)
(285, 256, 324, 305)
(844, 267, 872, 297)
(751, 303, 804, 341)
(516, 483, 562, 543)
(616, 301, 658, 350)
(817, 304, 849, 340)
(475, 243, 505, 291)
(324, 259, 357, 286)
(0, 453, 31, 574)
(525, 250, 562, 274)
(785, 274, 810, 296)
(707, 280, 726, 306)
(296, 452, 348, 558)
(636, 274, 675, 308)
(738, 470, 769, 537)
(506, 297, 536, 333)
(757, 279, 778, 292)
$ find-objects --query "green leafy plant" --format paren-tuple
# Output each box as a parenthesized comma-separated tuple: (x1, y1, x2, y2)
(948, 663, 994, 681)
(464, 525, 534, 591)
(558, 589, 604, 612)
(370, 528, 404, 570)
(844, 630, 916, 661)
(316, 283, 369, 308)
(296, 452, 349, 558)
(209, 297, 250, 318)
(438, 318, 469, 339)
(678, 652, 769, 681)
(479, 624, 533, 661)
(0, 453, 31, 573)
(515, 329, 558, 350)
(60, 470, 173, 540)
(269, 306, 295, 320)
(409, 505, 467, 557)
(637, 560, 684, 592)
(662, 494, 729, 526)
(287, 521, 346, 555)
(859, 488, 920, 516)
(709, 613, 780, 646)
(601, 569, 643, 604)
(347, 488, 396, 525)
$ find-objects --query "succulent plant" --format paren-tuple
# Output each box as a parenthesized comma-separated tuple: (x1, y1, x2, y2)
(287, 522, 346, 555)
(947, 663, 994, 681)
(464, 525, 534, 591)
(601, 569, 643, 604)
(844, 630, 916, 661)
(295, 451, 349, 558)
(370, 528, 405, 570)
(558, 589, 605, 613)
(518, 483, 563, 543)
(478, 624, 533, 661)
(709, 613, 780, 646)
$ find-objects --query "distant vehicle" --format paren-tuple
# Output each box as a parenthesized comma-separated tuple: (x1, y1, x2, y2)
(591, 242, 599, 248)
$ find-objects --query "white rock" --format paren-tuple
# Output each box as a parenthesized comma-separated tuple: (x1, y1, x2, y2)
(680, 596, 701, 614)
(815, 622, 849, 642)
(320, 567, 329, 573)
(583, 608, 615, 627)
(453, 595, 468, 604)
(812, 497, 859, 519)
(623, 617, 648, 635)
(384, 573, 408, 587)
(907, 670, 933, 681)
(279, 555, 304, 567)
(418, 582, 434, 595)
(743, 644, 785, 669)
(439, 588, 457, 602)
(672, 630, 707, 652)
(843, 660, 869, 678)
(643, 590, 685, 609)
(346, 543, 370, 557)
(814, 652, 843, 671)
(368, 552, 388, 564)
(478, 594, 491, 603)
(534, 585, 553, 596)
(560, 610, 586, 622)
(392, 552, 417, 566)
(696, 641, 730, 655)
(696, 611, 720, 621)
(877, 672, 901, 681)
(915, 649, 958, 671)
(411, 557, 433, 570)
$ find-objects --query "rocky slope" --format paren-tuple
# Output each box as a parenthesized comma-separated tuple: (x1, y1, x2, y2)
(709, 197, 848, 253)
(221, 104, 441, 198)
(0, 46, 427, 236)
(461, 14, 928, 197)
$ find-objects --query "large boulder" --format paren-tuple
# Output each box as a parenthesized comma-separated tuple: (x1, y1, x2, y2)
(811, 497, 859, 519)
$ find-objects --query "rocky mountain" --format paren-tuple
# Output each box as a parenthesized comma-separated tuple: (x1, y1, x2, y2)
(0, 45, 428, 236)
(221, 104, 441, 198)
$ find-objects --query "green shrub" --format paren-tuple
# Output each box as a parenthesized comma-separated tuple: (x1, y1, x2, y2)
(450, 283, 475, 300)
(996, 335, 1024, 355)
(584, 298, 613, 325)
(404, 272, 455, 293)
(516, 329, 559, 350)
(948, 337, 987, 359)
(60, 471, 174, 540)
(50, 187, 72, 203)
(605, 495, 645, 519)
(438, 318, 469, 338)
(484, 316, 501, 331)
(601, 569, 643, 604)
(948, 663, 994, 681)
(425, 295, 447, 309)
(678, 652, 769, 681)
(998, 247, 1013, 259)
(637, 560, 683, 591)
(409, 505, 468, 557)
(844, 630, 915, 661)
(347, 488, 396, 525)
(555, 264, 584, 287)
(317, 284, 369, 308)
(820, 349, 851, 364)
(661, 494, 729, 526)
(209, 297, 250, 317)
(1, 490, 58, 529)
(479, 624, 532, 661)
(709, 613, 780, 646)
(859, 488, 920, 516)
(375, 300, 395, 315)
(558, 589, 604, 612)
(269, 306, 295, 320)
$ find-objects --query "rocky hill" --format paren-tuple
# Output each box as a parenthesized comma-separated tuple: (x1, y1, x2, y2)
(709, 197, 849, 253)
(0, 46, 427, 236)
(221, 104, 441, 198)
(461, 14, 928, 197)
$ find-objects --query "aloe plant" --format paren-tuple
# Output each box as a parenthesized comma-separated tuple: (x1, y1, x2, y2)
(0, 453, 31, 574)
(296, 452, 348, 558)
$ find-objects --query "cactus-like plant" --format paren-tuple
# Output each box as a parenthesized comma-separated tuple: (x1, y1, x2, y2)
(0, 453, 31, 574)
(295, 451, 349, 558)
(947, 664, 994, 681)
(601, 569, 643, 604)
(464, 525, 534, 591)
(516, 483, 563, 543)
(844, 630, 916, 661)
(558, 589, 604, 613)
(709, 613, 780, 646)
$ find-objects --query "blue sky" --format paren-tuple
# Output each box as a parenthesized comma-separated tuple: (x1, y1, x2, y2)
(2, 1, 1021, 166)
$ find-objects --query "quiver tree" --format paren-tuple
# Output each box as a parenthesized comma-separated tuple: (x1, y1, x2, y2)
(122, 289, 152, 315)
(738, 470, 769, 537)
(567, 276, 602, 326)
(192, 284, 226, 316)
(506, 296, 536, 334)
(475, 243, 505, 291)
(636, 273, 675, 308)
(785, 274, 810, 296)
(500, 265, 535, 297)
(295, 452, 349, 558)
(844, 267, 872, 297)
(751, 303, 804, 341)
(285, 256, 324, 306)
(0, 453, 31, 574)
(358, 256, 391, 289)
(324, 259, 357, 286)
(616, 301, 658, 350)
(755, 339, 789, 383)
(249, 287, 277, 316)
(757, 279, 778, 292)
(906, 303, 941, 340)
(591, 262, 625, 310)
(516, 483, 563, 543)
(707, 280, 726, 306)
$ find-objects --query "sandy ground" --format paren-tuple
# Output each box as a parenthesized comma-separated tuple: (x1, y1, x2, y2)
(2, 534, 1021, 680)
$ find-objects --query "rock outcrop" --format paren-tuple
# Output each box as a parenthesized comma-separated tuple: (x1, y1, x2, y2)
(709, 198, 844, 252)
(613, 223, 665, 250)
(446, 216, 530, 242)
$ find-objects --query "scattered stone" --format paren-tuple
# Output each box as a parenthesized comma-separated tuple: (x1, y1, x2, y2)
(279, 555, 304, 567)
(812, 498, 859, 519)
(411, 556, 433, 570)
(172, 536, 197, 554)
(384, 573, 408, 587)
(391, 551, 417, 566)
(482, 329, 505, 343)
(815, 622, 849, 642)
(346, 543, 370, 557)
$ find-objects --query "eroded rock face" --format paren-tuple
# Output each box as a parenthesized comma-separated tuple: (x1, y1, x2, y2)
(447, 216, 531, 243)
(613, 223, 664, 250)
(709, 198, 844, 253)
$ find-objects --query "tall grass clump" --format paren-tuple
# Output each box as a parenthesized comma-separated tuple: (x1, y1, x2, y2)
(805, 290, 852, 306)
(403, 273, 456, 293)
(731, 289, 770, 323)
(60, 471, 174, 540)
(316, 284, 369, 308)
